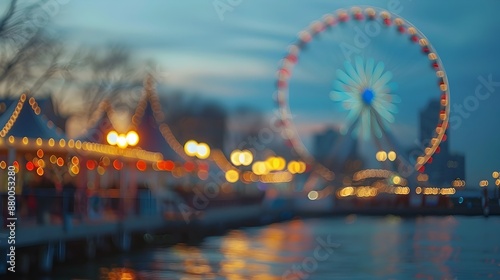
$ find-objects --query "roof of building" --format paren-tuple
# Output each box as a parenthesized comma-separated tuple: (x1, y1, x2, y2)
(130, 76, 188, 161)
(0, 94, 65, 140)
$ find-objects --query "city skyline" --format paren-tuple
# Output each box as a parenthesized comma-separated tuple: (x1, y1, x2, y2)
(3, 0, 499, 186)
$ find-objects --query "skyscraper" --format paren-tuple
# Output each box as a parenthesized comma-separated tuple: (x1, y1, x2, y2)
(419, 99, 465, 186)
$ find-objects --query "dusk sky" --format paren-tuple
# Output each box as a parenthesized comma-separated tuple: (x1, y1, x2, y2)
(33, 0, 500, 185)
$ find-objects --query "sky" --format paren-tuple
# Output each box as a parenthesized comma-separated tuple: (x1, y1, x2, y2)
(20, 0, 500, 185)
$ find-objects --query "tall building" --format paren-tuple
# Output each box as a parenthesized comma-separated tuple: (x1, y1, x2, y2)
(419, 99, 465, 186)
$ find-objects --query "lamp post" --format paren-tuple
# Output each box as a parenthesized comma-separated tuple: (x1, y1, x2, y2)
(106, 130, 140, 217)
(229, 149, 254, 194)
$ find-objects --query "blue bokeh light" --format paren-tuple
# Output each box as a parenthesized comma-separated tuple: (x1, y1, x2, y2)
(361, 88, 375, 105)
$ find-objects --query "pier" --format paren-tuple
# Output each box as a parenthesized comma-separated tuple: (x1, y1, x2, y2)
(0, 188, 292, 274)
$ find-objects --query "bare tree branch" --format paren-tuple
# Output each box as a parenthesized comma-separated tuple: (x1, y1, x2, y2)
(0, 0, 17, 38)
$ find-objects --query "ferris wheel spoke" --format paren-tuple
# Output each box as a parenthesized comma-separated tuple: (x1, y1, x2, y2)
(354, 56, 367, 86)
(365, 58, 375, 83)
(340, 104, 361, 135)
(336, 69, 359, 89)
(372, 116, 382, 139)
(372, 71, 393, 92)
(372, 101, 397, 123)
(370, 61, 385, 86)
(361, 108, 371, 141)
(374, 98, 398, 114)
(343, 60, 362, 85)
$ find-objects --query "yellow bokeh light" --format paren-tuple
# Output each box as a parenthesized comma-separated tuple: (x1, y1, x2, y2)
(287, 161, 297, 174)
(116, 134, 127, 149)
(417, 157, 425, 165)
(392, 176, 401, 185)
(376, 151, 387, 162)
(492, 171, 499, 179)
(225, 170, 239, 183)
(388, 151, 397, 162)
(184, 140, 198, 157)
(70, 165, 80, 175)
(196, 143, 210, 159)
(265, 156, 285, 171)
(107, 131, 118, 145)
(252, 161, 268, 175)
(230, 150, 241, 166)
(277, 157, 286, 171)
(126, 131, 139, 146)
(238, 150, 253, 166)
(287, 161, 306, 174)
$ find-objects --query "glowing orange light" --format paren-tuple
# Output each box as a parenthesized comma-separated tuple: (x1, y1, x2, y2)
(136, 160, 147, 171)
(86, 160, 96, 170)
(156, 161, 164, 170)
(164, 160, 174, 171)
(70, 165, 80, 175)
(113, 159, 123, 170)
(184, 162, 195, 172)
(26, 162, 34, 171)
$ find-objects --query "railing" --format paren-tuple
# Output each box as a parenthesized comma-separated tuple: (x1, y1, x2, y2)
(0, 186, 267, 229)
(0, 188, 163, 229)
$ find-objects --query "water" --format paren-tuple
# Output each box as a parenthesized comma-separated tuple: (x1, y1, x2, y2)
(50, 216, 500, 279)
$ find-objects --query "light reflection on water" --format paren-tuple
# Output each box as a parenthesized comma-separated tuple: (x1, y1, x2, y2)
(52, 216, 500, 279)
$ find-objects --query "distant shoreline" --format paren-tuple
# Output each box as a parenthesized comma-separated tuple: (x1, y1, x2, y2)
(296, 206, 500, 218)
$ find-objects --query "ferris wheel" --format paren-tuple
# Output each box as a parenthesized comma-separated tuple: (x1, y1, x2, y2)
(274, 7, 450, 183)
